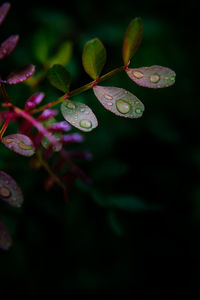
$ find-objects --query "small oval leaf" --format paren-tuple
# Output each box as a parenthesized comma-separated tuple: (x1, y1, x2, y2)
(126, 65, 176, 88)
(0, 220, 12, 250)
(47, 64, 71, 93)
(24, 92, 44, 111)
(82, 38, 106, 80)
(2, 134, 35, 156)
(0, 170, 24, 208)
(49, 41, 72, 66)
(122, 17, 143, 66)
(6, 64, 35, 84)
(0, 2, 10, 26)
(61, 100, 98, 132)
(0, 35, 19, 59)
(93, 85, 144, 118)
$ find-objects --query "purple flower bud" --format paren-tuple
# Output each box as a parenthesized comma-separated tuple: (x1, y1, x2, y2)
(62, 133, 84, 144)
(37, 109, 58, 121)
(49, 121, 71, 132)
(25, 92, 44, 111)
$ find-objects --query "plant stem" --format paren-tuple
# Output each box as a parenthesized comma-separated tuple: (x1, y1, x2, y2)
(13, 106, 61, 147)
(30, 66, 125, 115)
(36, 150, 66, 191)
(0, 119, 10, 139)
(0, 83, 11, 104)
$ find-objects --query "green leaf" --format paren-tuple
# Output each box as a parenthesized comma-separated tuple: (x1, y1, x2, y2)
(108, 195, 151, 211)
(32, 29, 53, 63)
(61, 100, 98, 132)
(126, 65, 176, 88)
(47, 64, 71, 93)
(82, 38, 106, 80)
(122, 17, 143, 65)
(49, 41, 72, 66)
(93, 85, 144, 118)
(107, 211, 124, 236)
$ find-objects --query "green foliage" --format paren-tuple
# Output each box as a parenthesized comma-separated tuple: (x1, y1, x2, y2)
(82, 38, 106, 79)
(0, 1, 177, 254)
(47, 64, 71, 93)
(49, 41, 72, 66)
(122, 17, 143, 65)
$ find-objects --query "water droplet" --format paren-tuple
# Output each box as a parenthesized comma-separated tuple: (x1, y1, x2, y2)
(135, 108, 142, 114)
(170, 75, 175, 81)
(104, 94, 113, 100)
(79, 119, 92, 129)
(66, 101, 76, 110)
(80, 108, 85, 112)
(107, 102, 113, 106)
(18, 141, 32, 150)
(3, 138, 14, 144)
(150, 73, 160, 83)
(0, 186, 11, 198)
(116, 100, 131, 114)
(132, 70, 143, 79)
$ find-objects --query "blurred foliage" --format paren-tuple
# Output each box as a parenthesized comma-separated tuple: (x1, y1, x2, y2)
(0, 0, 199, 298)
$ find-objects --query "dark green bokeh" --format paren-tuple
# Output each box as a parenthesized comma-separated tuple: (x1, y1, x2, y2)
(0, 0, 199, 298)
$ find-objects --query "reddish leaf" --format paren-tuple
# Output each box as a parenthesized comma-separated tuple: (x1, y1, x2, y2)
(93, 85, 144, 118)
(126, 66, 176, 88)
(0, 170, 24, 207)
(0, 220, 12, 250)
(0, 2, 10, 26)
(24, 92, 44, 111)
(2, 133, 35, 156)
(6, 64, 35, 84)
(0, 35, 19, 59)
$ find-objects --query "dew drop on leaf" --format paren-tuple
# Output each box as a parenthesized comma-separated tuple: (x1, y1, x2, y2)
(93, 85, 144, 118)
(79, 119, 92, 129)
(150, 73, 160, 83)
(116, 100, 131, 114)
(132, 70, 143, 79)
(0, 171, 24, 207)
(61, 100, 98, 132)
(2, 134, 35, 156)
(126, 65, 176, 88)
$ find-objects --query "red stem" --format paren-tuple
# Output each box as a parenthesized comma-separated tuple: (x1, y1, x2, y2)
(0, 119, 10, 140)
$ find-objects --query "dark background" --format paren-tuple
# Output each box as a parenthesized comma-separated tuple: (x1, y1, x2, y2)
(0, 0, 199, 298)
